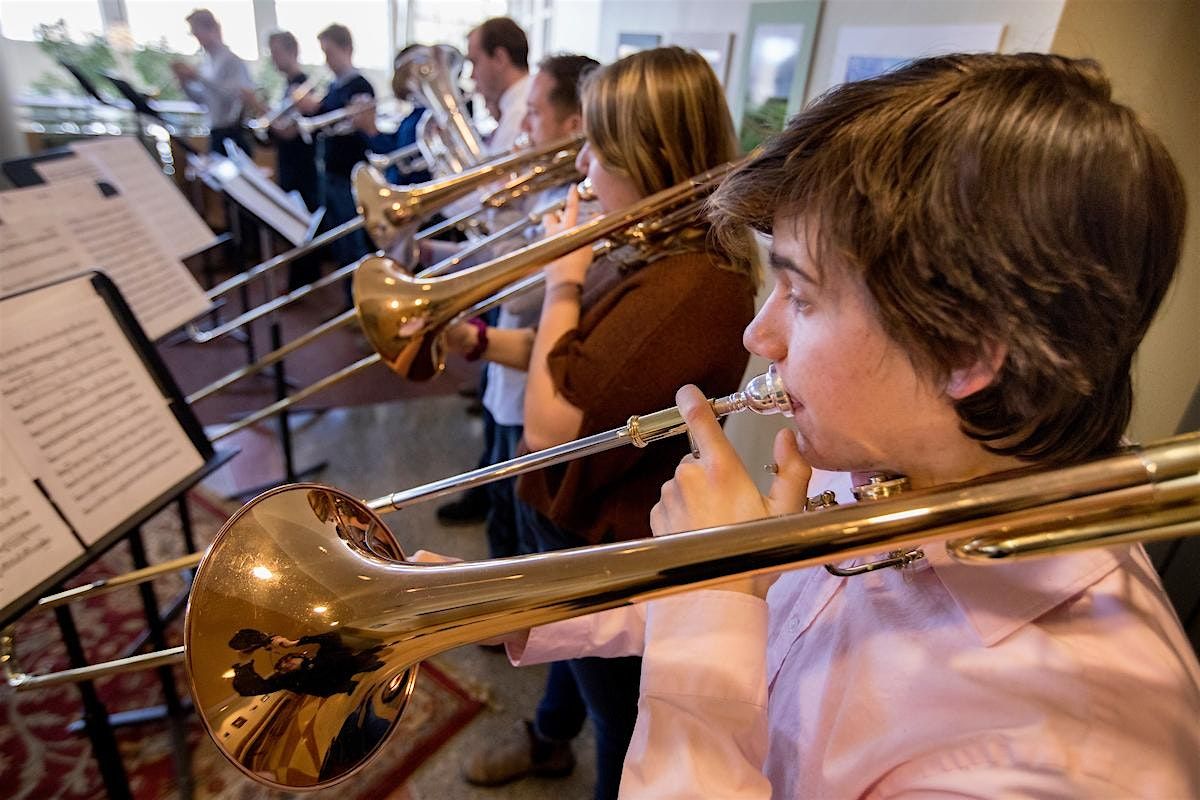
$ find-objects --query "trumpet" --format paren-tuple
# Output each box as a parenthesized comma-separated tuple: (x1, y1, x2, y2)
(245, 75, 322, 142)
(181, 430, 1200, 789)
(292, 99, 412, 145)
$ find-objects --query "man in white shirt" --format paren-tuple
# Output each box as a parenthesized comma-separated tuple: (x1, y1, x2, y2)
(435, 17, 534, 527)
(466, 17, 532, 156)
(172, 8, 253, 156)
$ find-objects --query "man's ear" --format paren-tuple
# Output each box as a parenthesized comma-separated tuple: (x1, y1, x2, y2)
(563, 112, 584, 136)
(946, 340, 1007, 400)
(495, 46, 512, 68)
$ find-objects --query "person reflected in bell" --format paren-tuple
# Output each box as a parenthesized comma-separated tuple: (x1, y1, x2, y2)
(228, 629, 386, 698)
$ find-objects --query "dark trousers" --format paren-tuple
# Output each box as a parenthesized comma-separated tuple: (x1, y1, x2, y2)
(319, 172, 371, 305)
(486, 422, 524, 558)
(210, 126, 250, 157)
(517, 501, 642, 800)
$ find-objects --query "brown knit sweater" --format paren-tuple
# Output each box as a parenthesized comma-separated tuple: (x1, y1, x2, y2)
(517, 248, 756, 544)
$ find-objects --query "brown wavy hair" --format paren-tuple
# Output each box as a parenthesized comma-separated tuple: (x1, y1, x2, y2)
(582, 46, 754, 279)
(708, 53, 1185, 463)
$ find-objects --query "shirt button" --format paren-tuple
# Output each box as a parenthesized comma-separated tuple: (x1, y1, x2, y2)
(786, 618, 799, 633)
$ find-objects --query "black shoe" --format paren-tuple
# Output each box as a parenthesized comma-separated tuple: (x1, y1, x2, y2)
(437, 494, 489, 526)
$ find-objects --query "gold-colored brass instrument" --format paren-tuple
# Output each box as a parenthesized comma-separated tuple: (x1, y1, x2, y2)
(183, 136, 581, 345)
(183, 431, 1200, 789)
(353, 133, 582, 259)
(393, 44, 484, 175)
(2, 369, 790, 689)
(355, 158, 735, 380)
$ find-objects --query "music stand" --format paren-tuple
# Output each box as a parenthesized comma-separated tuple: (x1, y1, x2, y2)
(58, 61, 116, 107)
(101, 72, 201, 156)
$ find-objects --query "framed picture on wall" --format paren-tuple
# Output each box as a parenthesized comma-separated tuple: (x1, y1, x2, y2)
(736, 1, 821, 152)
(617, 32, 662, 59)
(666, 31, 736, 86)
(817, 24, 1005, 96)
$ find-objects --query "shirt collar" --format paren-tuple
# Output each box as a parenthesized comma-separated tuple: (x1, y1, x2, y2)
(498, 73, 531, 118)
(811, 469, 1126, 647)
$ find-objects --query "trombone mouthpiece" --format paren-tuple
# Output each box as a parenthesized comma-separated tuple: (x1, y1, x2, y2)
(713, 363, 793, 418)
(576, 177, 596, 202)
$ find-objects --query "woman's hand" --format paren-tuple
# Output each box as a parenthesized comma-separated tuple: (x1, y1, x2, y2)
(443, 321, 480, 357)
(649, 385, 811, 597)
(543, 185, 593, 288)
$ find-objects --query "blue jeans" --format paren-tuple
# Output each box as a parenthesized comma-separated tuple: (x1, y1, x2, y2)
(486, 423, 524, 559)
(516, 501, 642, 800)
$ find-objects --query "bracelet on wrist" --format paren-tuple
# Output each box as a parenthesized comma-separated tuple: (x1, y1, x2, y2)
(549, 281, 584, 300)
(463, 317, 488, 362)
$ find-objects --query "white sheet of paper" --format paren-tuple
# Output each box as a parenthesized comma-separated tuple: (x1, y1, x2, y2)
(0, 206, 93, 294)
(0, 180, 211, 339)
(205, 157, 312, 245)
(0, 276, 204, 544)
(34, 153, 107, 184)
(70, 137, 217, 258)
(0, 432, 85, 612)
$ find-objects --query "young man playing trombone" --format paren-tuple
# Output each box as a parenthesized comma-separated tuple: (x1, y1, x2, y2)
(499, 53, 1200, 796)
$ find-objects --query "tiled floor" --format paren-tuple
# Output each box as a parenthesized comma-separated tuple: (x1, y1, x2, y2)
(202, 395, 598, 800)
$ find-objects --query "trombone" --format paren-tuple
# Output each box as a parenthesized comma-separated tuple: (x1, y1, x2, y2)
(183, 135, 582, 345)
(1, 366, 792, 691)
(184, 151, 705, 438)
(180, 431, 1200, 789)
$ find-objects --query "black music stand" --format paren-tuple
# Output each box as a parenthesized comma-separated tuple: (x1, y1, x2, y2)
(58, 60, 115, 106)
(189, 152, 329, 491)
(102, 72, 200, 156)
(0, 273, 237, 800)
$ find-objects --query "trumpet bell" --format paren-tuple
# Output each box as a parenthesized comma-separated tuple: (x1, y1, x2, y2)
(184, 484, 419, 790)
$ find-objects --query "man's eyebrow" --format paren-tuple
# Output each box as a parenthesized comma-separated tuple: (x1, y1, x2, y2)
(768, 250, 819, 285)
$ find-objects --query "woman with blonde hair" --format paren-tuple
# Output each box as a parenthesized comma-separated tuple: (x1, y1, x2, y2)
(456, 46, 758, 798)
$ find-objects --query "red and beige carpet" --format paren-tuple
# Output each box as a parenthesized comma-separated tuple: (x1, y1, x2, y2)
(0, 492, 483, 799)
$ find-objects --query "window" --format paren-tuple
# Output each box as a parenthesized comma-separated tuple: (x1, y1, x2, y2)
(125, 1, 259, 58)
(0, 0, 104, 41)
(275, 0, 392, 71)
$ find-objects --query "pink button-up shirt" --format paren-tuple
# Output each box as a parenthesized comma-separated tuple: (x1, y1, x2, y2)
(510, 471, 1200, 797)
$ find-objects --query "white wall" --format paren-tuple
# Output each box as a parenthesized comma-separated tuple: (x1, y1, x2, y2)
(1052, 0, 1200, 441)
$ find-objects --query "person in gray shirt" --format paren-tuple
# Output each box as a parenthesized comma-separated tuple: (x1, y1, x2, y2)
(172, 8, 254, 156)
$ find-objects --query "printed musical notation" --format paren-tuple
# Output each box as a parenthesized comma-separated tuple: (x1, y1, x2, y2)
(0, 435, 83, 610)
(0, 180, 210, 339)
(0, 276, 203, 546)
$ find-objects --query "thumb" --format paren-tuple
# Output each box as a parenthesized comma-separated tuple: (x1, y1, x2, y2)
(765, 428, 811, 515)
(564, 182, 580, 225)
(409, 549, 462, 564)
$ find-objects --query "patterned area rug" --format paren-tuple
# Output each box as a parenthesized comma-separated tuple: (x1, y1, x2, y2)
(0, 492, 482, 799)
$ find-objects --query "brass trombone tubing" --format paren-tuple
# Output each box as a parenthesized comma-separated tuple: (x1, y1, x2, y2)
(185, 143, 580, 345)
(370, 366, 792, 512)
(208, 353, 382, 441)
(3, 371, 782, 691)
(184, 199, 567, 409)
(185, 310, 357, 405)
(181, 433, 1200, 789)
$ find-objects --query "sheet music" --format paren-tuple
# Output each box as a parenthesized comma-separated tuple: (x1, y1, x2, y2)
(33, 153, 107, 184)
(0, 208, 92, 292)
(0, 276, 203, 544)
(0, 179, 211, 339)
(69, 137, 217, 258)
(205, 155, 312, 245)
(0, 433, 84, 611)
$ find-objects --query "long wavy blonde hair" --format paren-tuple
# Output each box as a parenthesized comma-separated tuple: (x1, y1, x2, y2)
(581, 46, 754, 278)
